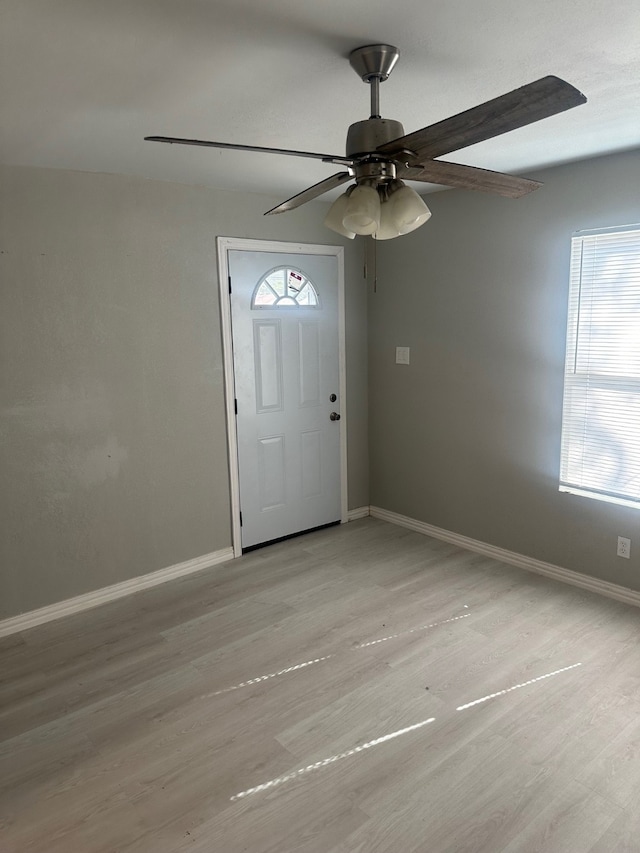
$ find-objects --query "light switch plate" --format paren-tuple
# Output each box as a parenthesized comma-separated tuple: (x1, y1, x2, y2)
(396, 346, 410, 365)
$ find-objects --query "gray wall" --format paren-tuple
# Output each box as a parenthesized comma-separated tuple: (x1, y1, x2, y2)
(4, 149, 638, 621)
(0, 164, 369, 619)
(369, 148, 640, 590)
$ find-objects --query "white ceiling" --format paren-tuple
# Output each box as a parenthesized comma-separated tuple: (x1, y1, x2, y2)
(1, 0, 639, 206)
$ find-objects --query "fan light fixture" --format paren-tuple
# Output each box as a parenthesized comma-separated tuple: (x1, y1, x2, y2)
(324, 180, 431, 240)
(323, 188, 356, 239)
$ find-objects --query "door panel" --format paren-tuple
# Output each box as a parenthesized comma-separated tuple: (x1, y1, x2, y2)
(229, 250, 341, 549)
(257, 435, 286, 510)
(254, 321, 283, 412)
(298, 320, 321, 407)
(301, 430, 323, 499)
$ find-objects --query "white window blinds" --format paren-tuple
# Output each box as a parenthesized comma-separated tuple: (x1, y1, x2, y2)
(560, 224, 640, 508)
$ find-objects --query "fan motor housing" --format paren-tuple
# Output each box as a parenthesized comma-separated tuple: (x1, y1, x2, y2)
(346, 118, 405, 158)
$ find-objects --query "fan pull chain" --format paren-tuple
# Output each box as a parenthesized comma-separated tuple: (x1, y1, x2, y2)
(373, 236, 377, 292)
(364, 237, 377, 293)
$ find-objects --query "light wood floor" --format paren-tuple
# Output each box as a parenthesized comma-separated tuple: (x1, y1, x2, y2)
(2, 518, 640, 852)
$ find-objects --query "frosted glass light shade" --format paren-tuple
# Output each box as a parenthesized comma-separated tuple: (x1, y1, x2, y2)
(390, 186, 432, 235)
(324, 192, 356, 239)
(373, 198, 401, 240)
(342, 184, 381, 236)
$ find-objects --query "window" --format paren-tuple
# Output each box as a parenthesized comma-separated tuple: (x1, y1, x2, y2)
(559, 224, 640, 508)
(252, 267, 319, 308)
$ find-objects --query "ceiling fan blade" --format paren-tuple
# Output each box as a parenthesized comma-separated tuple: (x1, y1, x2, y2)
(378, 76, 587, 162)
(402, 160, 542, 198)
(265, 172, 353, 216)
(144, 136, 354, 166)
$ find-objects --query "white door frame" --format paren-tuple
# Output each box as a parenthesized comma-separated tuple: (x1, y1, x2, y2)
(216, 236, 348, 557)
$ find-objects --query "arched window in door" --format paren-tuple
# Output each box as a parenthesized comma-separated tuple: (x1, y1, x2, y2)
(252, 267, 320, 308)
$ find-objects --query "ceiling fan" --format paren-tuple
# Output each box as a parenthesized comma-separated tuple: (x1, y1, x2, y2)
(145, 45, 586, 239)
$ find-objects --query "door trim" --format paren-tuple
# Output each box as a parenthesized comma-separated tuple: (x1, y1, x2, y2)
(216, 237, 348, 558)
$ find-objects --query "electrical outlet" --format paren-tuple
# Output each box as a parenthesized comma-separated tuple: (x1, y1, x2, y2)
(617, 536, 631, 559)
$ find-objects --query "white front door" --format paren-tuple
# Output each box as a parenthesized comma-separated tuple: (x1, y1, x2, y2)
(228, 248, 343, 549)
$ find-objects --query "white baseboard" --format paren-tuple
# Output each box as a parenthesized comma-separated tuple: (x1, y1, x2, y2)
(0, 547, 234, 639)
(5, 507, 636, 638)
(370, 506, 640, 610)
(347, 506, 370, 521)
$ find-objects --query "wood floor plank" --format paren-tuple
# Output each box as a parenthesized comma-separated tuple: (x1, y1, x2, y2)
(588, 808, 640, 853)
(578, 714, 640, 808)
(2, 518, 640, 852)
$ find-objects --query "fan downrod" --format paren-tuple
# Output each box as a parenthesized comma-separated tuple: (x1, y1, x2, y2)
(349, 44, 400, 119)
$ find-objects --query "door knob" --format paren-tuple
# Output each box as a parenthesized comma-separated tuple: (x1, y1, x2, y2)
(330, 411, 341, 421)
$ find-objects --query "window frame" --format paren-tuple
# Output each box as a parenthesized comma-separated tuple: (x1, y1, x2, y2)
(559, 222, 640, 510)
